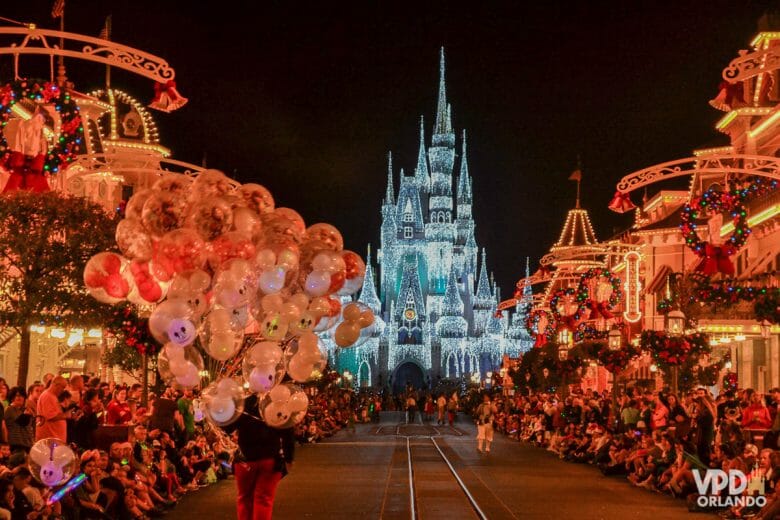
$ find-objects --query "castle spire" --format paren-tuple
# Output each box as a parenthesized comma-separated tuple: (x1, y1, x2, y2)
(476, 248, 491, 302)
(415, 116, 430, 189)
(384, 152, 394, 205)
(358, 245, 381, 314)
(434, 47, 452, 135)
(442, 262, 464, 316)
(457, 129, 472, 202)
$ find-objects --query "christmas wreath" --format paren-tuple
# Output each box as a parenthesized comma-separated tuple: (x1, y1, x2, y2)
(679, 188, 749, 276)
(550, 287, 585, 329)
(0, 79, 83, 175)
(572, 340, 641, 374)
(525, 308, 555, 347)
(640, 330, 710, 370)
(576, 267, 623, 320)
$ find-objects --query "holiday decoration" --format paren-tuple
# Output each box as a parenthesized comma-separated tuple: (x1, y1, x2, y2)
(106, 304, 161, 357)
(679, 187, 749, 276)
(550, 287, 585, 329)
(575, 267, 622, 320)
(608, 190, 637, 213)
(722, 371, 738, 392)
(640, 330, 711, 371)
(148, 80, 188, 112)
(571, 339, 642, 374)
(0, 79, 83, 192)
(525, 309, 555, 347)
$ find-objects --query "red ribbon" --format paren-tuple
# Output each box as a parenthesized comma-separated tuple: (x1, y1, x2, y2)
(152, 80, 177, 101)
(698, 244, 735, 276)
(608, 191, 636, 213)
(587, 300, 613, 320)
(534, 334, 547, 348)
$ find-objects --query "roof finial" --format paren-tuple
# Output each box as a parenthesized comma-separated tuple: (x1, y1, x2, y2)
(384, 151, 394, 204)
(434, 47, 451, 135)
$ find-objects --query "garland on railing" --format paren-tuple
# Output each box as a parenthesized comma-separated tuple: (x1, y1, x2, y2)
(571, 340, 642, 374)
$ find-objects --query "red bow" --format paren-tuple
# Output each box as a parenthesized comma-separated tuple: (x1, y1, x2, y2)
(587, 300, 613, 320)
(149, 80, 188, 112)
(698, 244, 735, 276)
(608, 191, 637, 213)
(534, 334, 547, 348)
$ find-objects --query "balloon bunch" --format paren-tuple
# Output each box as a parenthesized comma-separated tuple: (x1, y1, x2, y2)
(85, 169, 373, 429)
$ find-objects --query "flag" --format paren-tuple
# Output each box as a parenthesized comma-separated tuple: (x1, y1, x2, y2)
(51, 0, 65, 18)
(568, 169, 582, 182)
(99, 15, 112, 40)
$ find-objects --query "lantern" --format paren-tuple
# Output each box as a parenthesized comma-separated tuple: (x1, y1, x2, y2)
(666, 310, 686, 336)
(608, 328, 622, 351)
(558, 343, 569, 361)
(649, 363, 658, 373)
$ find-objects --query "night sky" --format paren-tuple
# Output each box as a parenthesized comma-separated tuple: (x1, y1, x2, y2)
(2, 0, 775, 298)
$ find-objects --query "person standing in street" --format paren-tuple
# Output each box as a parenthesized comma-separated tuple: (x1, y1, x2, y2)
(224, 393, 294, 520)
(405, 393, 417, 424)
(475, 393, 497, 454)
(35, 376, 70, 442)
(447, 394, 458, 426)
(436, 394, 447, 425)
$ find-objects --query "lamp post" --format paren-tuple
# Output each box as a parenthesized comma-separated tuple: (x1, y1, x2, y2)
(608, 328, 622, 351)
(665, 310, 685, 395)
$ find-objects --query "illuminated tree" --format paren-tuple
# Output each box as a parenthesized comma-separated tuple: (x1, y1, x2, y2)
(0, 191, 117, 385)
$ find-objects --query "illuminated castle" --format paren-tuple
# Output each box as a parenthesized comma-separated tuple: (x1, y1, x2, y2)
(325, 49, 532, 390)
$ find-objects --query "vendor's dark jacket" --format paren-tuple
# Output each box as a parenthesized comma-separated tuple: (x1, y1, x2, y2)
(224, 394, 295, 463)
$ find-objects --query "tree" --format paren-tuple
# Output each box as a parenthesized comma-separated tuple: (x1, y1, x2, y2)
(0, 191, 118, 385)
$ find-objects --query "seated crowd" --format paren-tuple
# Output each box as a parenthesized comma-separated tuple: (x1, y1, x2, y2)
(485, 383, 780, 519)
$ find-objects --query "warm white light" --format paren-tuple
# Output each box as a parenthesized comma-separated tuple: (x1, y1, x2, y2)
(50, 328, 66, 339)
(87, 328, 102, 338)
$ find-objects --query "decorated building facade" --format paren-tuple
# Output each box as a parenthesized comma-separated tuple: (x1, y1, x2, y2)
(326, 49, 533, 391)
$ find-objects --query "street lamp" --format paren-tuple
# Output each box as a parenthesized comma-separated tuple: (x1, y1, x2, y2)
(666, 310, 686, 336)
(608, 328, 622, 351)
(558, 343, 570, 361)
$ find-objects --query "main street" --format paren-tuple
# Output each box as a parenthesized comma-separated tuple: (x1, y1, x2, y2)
(169, 412, 708, 520)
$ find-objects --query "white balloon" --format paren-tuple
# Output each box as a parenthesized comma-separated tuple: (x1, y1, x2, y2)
(175, 363, 200, 387)
(209, 396, 236, 423)
(304, 270, 331, 297)
(250, 341, 283, 365)
(288, 391, 309, 413)
(258, 267, 286, 294)
(248, 364, 277, 393)
(263, 401, 291, 428)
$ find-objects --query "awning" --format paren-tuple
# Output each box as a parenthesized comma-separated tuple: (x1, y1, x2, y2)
(644, 264, 672, 295)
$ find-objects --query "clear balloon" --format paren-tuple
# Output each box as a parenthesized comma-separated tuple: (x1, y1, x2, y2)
(148, 299, 196, 345)
(239, 183, 275, 214)
(29, 438, 78, 487)
(83, 252, 131, 304)
(124, 189, 153, 221)
(191, 169, 235, 201)
(202, 378, 245, 426)
(152, 228, 208, 281)
(259, 383, 307, 428)
(260, 312, 289, 341)
(305, 223, 344, 252)
(127, 260, 166, 305)
(258, 267, 286, 294)
(213, 259, 256, 309)
(141, 191, 186, 237)
(304, 270, 331, 297)
(202, 327, 243, 362)
(153, 174, 192, 197)
(284, 333, 327, 383)
(209, 231, 256, 268)
(157, 343, 204, 389)
(186, 198, 234, 241)
(115, 219, 154, 262)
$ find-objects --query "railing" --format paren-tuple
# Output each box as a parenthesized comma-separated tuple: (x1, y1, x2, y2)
(0, 27, 176, 84)
(723, 45, 780, 83)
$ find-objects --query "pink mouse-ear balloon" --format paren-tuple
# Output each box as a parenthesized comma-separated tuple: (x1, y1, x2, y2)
(83, 252, 131, 304)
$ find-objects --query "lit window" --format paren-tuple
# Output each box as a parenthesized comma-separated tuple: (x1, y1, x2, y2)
(403, 212, 413, 223)
(404, 226, 413, 239)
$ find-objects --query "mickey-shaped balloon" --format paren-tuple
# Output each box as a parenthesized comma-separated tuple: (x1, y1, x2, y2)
(83, 252, 131, 304)
(334, 302, 375, 347)
(202, 378, 244, 427)
(148, 299, 197, 346)
(29, 438, 77, 487)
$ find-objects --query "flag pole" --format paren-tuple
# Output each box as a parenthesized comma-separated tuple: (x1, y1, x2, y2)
(56, 6, 66, 86)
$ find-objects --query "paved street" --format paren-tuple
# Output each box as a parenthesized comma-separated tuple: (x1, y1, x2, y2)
(169, 412, 711, 520)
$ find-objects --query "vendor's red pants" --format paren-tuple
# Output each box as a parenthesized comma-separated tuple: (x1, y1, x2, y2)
(3, 152, 49, 193)
(234, 458, 282, 520)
